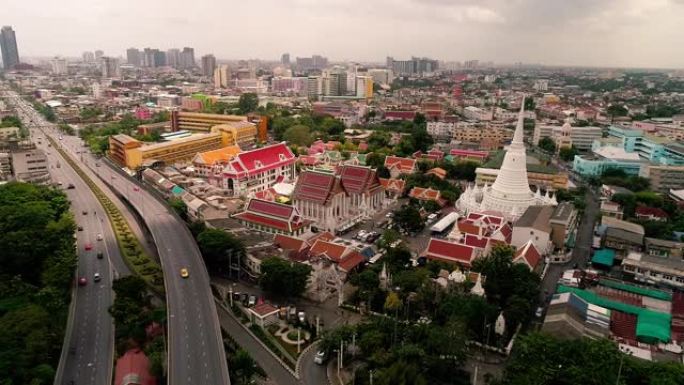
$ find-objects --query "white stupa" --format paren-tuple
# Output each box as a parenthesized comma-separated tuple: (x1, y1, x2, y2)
(456, 96, 556, 222)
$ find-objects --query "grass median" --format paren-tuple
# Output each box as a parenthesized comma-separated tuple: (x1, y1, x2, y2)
(49, 136, 165, 294)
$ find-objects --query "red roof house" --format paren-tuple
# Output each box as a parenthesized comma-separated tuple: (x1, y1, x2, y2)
(379, 178, 406, 196)
(308, 240, 365, 272)
(634, 206, 668, 222)
(233, 199, 309, 235)
(384, 156, 417, 177)
(449, 149, 489, 162)
(426, 167, 447, 180)
(114, 349, 156, 385)
(424, 238, 483, 268)
(220, 142, 296, 197)
(513, 240, 542, 271)
(273, 234, 311, 261)
(408, 187, 443, 205)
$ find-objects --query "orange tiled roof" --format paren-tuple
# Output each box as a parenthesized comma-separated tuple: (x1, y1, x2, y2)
(194, 145, 241, 165)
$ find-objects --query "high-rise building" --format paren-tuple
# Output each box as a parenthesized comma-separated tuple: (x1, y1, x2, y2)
(180, 47, 195, 69)
(166, 48, 180, 68)
(296, 55, 328, 71)
(82, 51, 95, 63)
(368, 68, 393, 85)
(325, 67, 347, 96)
(50, 57, 67, 75)
(201, 54, 216, 77)
(534, 79, 549, 92)
(281, 53, 290, 66)
(143, 48, 156, 67)
(356, 76, 373, 100)
(95, 50, 104, 60)
(0, 26, 20, 70)
(126, 48, 141, 66)
(386, 56, 438, 75)
(214, 65, 231, 88)
(307, 76, 323, 100)
(463, 60, 479, 69)
(101, 57, 120, 78)
(154, 50, 166, 67)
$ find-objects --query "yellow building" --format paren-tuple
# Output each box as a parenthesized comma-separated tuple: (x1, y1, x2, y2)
(210, 121, 258, 146)
(109, 133, 226, 169)
(475, 167, 569, 190)
(109, 134, 143, 168)
(171, 111, 247, 132)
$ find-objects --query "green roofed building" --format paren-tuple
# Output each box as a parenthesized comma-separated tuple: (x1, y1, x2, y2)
(592, 249, 615, 267)
(557, 285, 671, 344)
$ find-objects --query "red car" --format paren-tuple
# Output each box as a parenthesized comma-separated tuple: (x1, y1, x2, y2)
(84, 243, 93, 251)
(78, 277, 87, 286)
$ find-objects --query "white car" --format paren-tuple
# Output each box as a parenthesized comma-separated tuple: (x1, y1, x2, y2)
(314, 350, 327, 365)
(96, 233, 103, 241)
(93, 272, 101, 282)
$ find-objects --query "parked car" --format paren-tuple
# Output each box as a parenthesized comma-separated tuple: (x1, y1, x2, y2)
(314, 350, 327, 365)
(77, 226, 83, 231)
(248, 295, 256, 307)
(355, 230, 367, 240)
(82, 210, 87, 215)
(97, 252, 103, 259)
(535, 306, 544, 318)
(298, 311, 306, 324)
(67, 184, 75, 189)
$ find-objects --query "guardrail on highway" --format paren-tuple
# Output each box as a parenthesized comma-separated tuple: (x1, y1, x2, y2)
(48, 135, 165, 294)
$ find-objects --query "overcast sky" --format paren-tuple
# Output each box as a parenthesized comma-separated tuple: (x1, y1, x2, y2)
(4, 0, 684, 68)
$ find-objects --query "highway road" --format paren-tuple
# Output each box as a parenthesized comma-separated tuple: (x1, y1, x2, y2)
(8, 93, 231, 385)
(8, 94, 127, 385)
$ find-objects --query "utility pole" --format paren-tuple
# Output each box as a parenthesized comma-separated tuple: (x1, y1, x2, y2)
(297, 327, 301, 354)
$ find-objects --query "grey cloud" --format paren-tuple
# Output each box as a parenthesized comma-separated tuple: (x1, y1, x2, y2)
(2, 0, 683, 68)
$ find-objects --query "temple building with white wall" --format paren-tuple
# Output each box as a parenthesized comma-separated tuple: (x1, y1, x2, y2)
(457, 96, 556, 222)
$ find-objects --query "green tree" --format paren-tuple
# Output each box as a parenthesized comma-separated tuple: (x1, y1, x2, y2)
(230, 349, 257, 384)
(393, 205, 425, 233)
(413, 113, 427, 127)
(321, 117, 345, 137)
(0, 115, 22, 128)
(496, 332, 684, 385)
(384, 291, 402, 313)
(197, 229, 246, 276)
(559, 146, 579, 162)
(524, 98, 536, 111)
(607, 104, 628, 117)
(169, 198, 187, 220)
(472, 245, 540, 330)
(411, 125, 434, 153)
(237, 93, 259, 114)
(366, 152, 387, 169)
(538, 136, 556, 153)
(283, 124, 313, 147)
(259, 257, 312, 297)
(80, 106, 104, 121)
(368, 131, 391, 150)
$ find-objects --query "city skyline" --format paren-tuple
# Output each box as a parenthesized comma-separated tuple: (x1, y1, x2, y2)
(3, 0, 684, 69)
